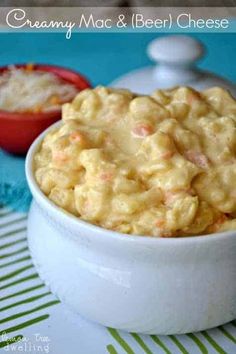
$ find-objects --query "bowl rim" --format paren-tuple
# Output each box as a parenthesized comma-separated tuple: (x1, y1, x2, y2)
(0, 108, 62, 121)
(0, 63, 91, 120)
(25, 121, 236, 246)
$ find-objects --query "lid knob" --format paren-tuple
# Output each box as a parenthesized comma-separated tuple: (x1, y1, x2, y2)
(148, 35, 205, 64)
(147, 35, 205, 86)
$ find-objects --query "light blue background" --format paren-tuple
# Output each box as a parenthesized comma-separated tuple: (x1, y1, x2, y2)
(0, 33, 235, 86)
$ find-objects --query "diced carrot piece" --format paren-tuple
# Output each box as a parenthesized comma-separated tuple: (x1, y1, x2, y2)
(160, 151, 174, 160)
(132, 124, 153, 137)
(52, 151, 68, 162)
(156, 219, 165, 228)
(99, 172, 114, 182)
(164, 191, 177, 205)
(185, 150, 209, 168)
(69, 131, 86, 144)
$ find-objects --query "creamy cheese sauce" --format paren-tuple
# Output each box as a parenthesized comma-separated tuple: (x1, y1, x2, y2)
(34, 86, 236, 237)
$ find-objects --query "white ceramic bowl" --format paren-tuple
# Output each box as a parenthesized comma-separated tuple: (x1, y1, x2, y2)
(25, 122, 236, 335)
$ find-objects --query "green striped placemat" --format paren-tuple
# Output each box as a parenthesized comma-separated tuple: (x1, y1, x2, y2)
(0, 206, 235, 354)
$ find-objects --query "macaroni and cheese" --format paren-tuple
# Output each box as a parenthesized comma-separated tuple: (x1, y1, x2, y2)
(34, 86, 236, 237)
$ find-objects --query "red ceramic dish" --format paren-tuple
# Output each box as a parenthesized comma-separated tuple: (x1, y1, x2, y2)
(0, 64, 91, 155)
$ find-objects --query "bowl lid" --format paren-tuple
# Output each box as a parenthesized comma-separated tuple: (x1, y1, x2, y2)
(111, 35, 236, 96)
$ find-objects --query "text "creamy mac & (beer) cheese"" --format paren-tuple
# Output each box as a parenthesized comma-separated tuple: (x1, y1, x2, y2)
(34, 86, 236, 237)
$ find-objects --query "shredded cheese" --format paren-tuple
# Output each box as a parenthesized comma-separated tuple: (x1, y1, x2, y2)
(0, 66, 78, 113)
